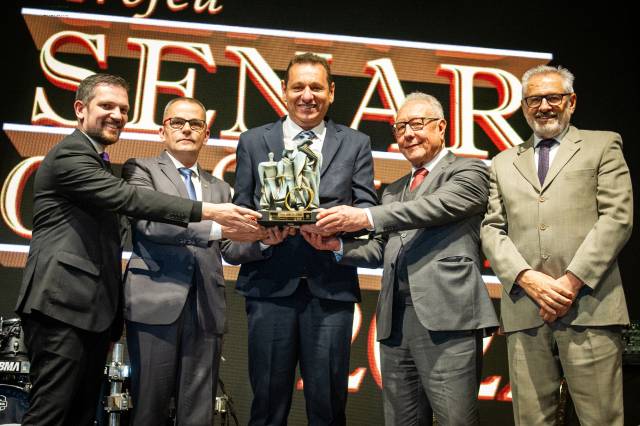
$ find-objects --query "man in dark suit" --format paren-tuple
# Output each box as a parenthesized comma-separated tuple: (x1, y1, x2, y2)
(230, 53, 377, 425)
(122, 97, 264, 425)
(304, 92, 498, 425)
(15, 74, 260, 426)
(481, 65, 632, 425)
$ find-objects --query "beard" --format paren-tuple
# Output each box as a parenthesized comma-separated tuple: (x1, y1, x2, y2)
(84, 125, 121, 146)
(525, 108, 571, 139)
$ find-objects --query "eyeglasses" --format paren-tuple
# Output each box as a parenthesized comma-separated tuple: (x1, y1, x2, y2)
(392, 117, 440, 135)
(523, 93, 572, 108)
(163, 117, 207, 132)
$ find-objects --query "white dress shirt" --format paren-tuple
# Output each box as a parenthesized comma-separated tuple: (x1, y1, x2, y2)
(533, 125, 570, 171)
(165, 151, 222, 241)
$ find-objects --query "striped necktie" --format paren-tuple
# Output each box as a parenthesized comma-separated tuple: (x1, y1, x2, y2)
(178, 167, 197, 201)
(410, 168, 428, 191)
(537, 139, 555, 184)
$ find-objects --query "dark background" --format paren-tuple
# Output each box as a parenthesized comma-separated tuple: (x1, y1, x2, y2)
(1, 1, 637, 425)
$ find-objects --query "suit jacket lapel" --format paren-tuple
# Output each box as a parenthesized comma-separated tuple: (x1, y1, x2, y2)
(158, 151, 190, 199)
(74, 129, 112, 172)
(413, 150, 455, 198)
(320, 119, 342, 177)
(264, 119, 285, 161)
(541, 126, 581, 192)
(198, 165, 213, 203)
(513, 137, 541, 192)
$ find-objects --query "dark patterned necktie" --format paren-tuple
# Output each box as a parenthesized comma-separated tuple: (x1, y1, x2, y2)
(409, 168, 428, 191)
(178, 167, 197, 201)
(537, 139, 555, 184)
(296, 130, 316, 141)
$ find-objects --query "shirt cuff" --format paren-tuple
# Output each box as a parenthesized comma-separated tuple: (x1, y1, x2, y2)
(364, 208, 375, 231)
(209, 222, 222, 241)
(259, 241, 271, 251)
(333, 238, 344, 262)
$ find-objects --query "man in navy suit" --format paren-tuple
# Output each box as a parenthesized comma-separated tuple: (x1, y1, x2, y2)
(231, 53, 377, 425)
(15, 74, 260, 426)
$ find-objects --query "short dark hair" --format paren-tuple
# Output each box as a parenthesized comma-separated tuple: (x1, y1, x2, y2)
(163, 97, 207, 120)
(75, 73, 129, 104)
(283, 52, 333, 87)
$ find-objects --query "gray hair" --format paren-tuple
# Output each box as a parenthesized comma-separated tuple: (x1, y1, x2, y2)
(521, 65, 575, 95)
(75, 73, 129, 104)
(163, 97, 207, 119)
(399, 92, 445, 119)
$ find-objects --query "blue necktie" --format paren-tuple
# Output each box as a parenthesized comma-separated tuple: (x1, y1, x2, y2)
(295, 130, 316, 141)
(178, 167, 197, 201)
(537, 139, 555, 184)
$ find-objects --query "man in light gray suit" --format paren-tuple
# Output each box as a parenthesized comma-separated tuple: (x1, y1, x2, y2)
(303, 92, 498, 425)
(122, 97, 266, 425)
(481, 65, 633, 425)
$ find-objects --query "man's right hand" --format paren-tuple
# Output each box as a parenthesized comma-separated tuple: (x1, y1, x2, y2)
(261, 226, 295, 246)
(202, 202, 261, 232)
(222, 224, 268, 242)
(516, 269, 575, 316)
(300, 229, 341, 252)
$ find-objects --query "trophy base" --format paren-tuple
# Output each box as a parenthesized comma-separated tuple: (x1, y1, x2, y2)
(258, 209, 317, 227)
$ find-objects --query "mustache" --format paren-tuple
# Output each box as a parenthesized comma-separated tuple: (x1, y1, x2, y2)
(535, 111, 557, 119)
(105, 120, 124, 129)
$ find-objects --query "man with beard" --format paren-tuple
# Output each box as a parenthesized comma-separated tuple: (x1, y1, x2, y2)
(481, 65, 632, 425)
(15, 74, 260, 426)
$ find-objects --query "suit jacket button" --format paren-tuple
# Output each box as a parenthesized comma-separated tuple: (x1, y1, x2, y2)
(400, 233, 407, 238)
(539, 196, 546, 202)
(539, 224, 548, 231)
(542, 254, 550, 260)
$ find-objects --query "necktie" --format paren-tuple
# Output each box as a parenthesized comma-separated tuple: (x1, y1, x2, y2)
(537, 139, 555, 184)
(178, 167, 197, 201)
(295, 130, 316, 141)
(409, 167, 428, 191)
(99, 151, 113, 173)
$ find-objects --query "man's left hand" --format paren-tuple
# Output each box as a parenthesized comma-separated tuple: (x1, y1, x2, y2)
(539, 272, 584, 322)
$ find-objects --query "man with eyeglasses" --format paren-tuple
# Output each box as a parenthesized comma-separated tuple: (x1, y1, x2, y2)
(304, 92, 498, 425)
(481, 65, 632, 425)
(121, 97, 267, 425)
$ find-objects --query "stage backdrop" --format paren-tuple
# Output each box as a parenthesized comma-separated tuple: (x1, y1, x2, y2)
(4, 1, 633, 425)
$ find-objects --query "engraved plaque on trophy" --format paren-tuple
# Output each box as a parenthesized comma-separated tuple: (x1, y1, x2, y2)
(257, 139, 321, 227)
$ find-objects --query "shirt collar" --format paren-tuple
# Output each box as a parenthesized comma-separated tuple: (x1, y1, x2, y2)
(411, 147, 450, 174)
(78, 129, 105, 155)
(164, 150, 199, 177)
(533, 124, 570, 148)
(283, 116, 326, 143)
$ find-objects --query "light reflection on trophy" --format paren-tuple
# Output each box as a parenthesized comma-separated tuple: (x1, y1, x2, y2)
(257, 139, 321, 226)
